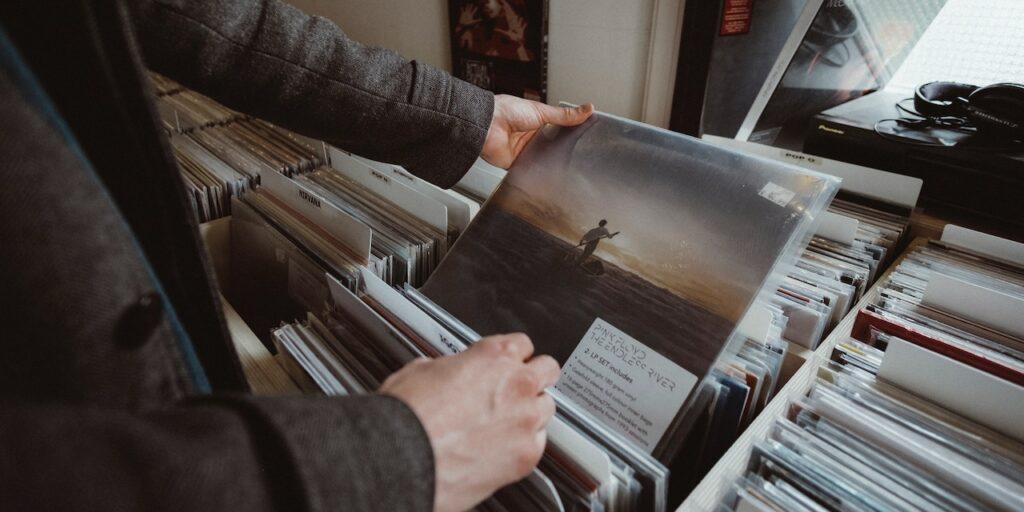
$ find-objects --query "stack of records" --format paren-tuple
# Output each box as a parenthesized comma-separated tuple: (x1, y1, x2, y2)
(720, 362, 1024, 512)
(171, 135, 252, 222)
(272, 269, 667, 512)
(721, 356, 1024, 510)
(844, 237, 1024, 415)
(273, 309, 404, 395)
(156, 89, 247, 133)
(236, 186, 369, 289)
(150, 70, 328, 222)
(670, 195, 911, 496)
(169, 119, 328, 223)
(159, 97, 327, 222)
(670, 308, 792, 497)
(148, 71, 183, 96)
(327, 149, 483, 237)
(149, 72, 246, 133)
(768, 196, 911, 349)
(229, 172, 374, 346)
(189, 119, 325, 178)
(297, 166, 449, 287)
(720, 233, 1024, 512)
(700, 134, 916, 351)
(227, 157, 458, 343)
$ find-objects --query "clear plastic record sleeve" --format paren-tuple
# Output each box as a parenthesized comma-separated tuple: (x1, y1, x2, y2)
(422, 110, 839, 461)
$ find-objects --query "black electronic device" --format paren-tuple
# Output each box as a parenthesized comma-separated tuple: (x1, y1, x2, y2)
(806, 90, 1024, 231)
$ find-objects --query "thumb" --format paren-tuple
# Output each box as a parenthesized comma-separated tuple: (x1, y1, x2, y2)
(535, 102, 594, 127)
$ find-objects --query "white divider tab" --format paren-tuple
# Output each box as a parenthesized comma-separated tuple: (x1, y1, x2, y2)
(473, 157, 508, 178)
(879, 337, 1024, 442)
(816, 211, 859, 245)
(325, 271, 420, 363)
(358, 267, 465, 355)
(288, 131, 330, 165)
(357, 156, 475, 233)
(257, 169, 372, 263)
(737, 304, 773, 343)
(456, 164, 504, 199)
(701, 135, 922, 209)
(328, 147, 449, 233)
(922, 273, 1024, 338)
(348, 154, 419, 190)
(438, 188, 478, 231)
(941, 224, 1024, 266)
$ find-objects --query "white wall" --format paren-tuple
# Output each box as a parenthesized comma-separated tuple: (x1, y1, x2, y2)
(286, 0, 683, 124)
(547, 0, 654, 117)
(290, 0, 453, 69)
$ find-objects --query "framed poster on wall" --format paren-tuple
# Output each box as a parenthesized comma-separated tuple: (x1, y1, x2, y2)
(449, 0, 548, 101)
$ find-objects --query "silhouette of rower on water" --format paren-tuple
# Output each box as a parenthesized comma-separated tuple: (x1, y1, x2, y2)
(575, 219, 619, 267)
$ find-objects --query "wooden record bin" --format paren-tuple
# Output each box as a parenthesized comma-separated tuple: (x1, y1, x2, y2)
(200, 217, 299, 394)
(200, 214, 838, 508)
(200, 215, 1017, 511)
(680, 223, 1024, 511)
(677, 236, 930, 511)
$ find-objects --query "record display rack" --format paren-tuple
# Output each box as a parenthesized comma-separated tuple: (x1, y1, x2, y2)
(677, 237, 926, 510)
(154, 70, 1021, 510)
(199, 207, 1021, 511)
(680, 227, 1024, 511)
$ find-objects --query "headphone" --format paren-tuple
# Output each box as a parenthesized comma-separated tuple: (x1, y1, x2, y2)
(913, 81, 1024, 140)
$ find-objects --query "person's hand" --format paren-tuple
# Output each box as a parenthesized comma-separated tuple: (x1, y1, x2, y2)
(495, 9, 527, 44)
(481, 95, 594, 169)
(458, 4, 480, 27)
(380, 334, 560, 512)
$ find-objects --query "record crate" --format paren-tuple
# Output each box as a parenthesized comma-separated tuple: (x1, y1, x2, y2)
(201, 215, 824, 509)
(202, 215, 1024, 511)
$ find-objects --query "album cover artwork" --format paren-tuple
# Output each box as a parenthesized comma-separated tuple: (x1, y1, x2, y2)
(449, 0, 547, 101)
(422, 112, 837, 451)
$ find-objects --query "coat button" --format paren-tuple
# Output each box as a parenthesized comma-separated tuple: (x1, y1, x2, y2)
(115, 291, 165, 348)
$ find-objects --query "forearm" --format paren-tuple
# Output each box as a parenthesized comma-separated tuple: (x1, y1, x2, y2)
(131, 0, 493, 188)
(0, 394, 433, 512)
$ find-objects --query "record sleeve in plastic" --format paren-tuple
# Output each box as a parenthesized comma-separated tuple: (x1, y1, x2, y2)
(423, 111, 839, 459)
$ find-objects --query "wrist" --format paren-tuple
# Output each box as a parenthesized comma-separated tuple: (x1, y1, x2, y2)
(481, 95, 507, 168)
